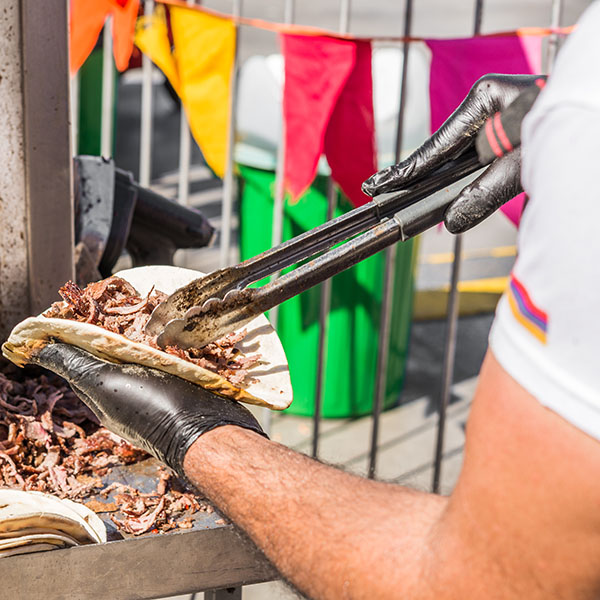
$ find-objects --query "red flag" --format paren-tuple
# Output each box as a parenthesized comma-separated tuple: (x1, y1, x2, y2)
(281, 34, 376, 207)
(426, 35, 542, 226)
(324, 41, 377, 208)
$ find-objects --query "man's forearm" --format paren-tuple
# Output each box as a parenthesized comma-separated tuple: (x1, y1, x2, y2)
(183, 426, 446, 600)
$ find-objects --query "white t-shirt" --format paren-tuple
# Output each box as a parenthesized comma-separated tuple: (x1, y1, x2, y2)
(490, 0, 600, 440)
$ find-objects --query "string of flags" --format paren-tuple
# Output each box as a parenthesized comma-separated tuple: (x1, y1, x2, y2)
(69, 0, 571, 224)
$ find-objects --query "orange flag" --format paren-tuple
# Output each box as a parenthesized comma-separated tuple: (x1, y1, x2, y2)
(69, 0, 140, 75)
(70, 0, 111, 75)
(112, 0, 141, 71)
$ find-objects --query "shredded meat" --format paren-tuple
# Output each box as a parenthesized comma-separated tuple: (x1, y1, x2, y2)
(44, 277, 260, 386)
(0, 362, 209, 536)
(106, 469, 210, 535)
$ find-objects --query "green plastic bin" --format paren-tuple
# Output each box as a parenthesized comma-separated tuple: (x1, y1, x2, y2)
(78, 47, 118, 156)
(238, 164, 417, 418)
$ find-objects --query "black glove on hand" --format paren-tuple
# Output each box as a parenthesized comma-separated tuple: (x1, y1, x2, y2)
(31, 343, 266, 478)
(362, 74, 545, 233)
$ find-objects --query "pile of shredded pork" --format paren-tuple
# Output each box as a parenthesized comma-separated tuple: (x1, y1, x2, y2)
(44, 277, 260, 386)
(0, 361, 210, 536)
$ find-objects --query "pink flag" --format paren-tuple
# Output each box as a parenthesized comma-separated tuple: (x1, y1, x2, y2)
(281, 34, 376, 208)
(324, 41, 377, 208)
(426, 35, 542, 226)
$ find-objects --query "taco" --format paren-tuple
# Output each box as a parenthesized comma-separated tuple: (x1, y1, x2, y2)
(2, 266, 292, 410)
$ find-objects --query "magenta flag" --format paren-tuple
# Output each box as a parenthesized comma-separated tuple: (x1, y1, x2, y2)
(426, 35, 543, 226)
(281, 34, 376, 207)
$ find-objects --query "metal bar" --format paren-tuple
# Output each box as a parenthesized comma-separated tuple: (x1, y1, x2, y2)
(268, 0, 296, 327)
(178, 109, 192, 204)
(338, 0, 352, 36)
(473, 0, 484, 34)
(0, 525, 275, 599)
(205, 588, 242, 600)
(219, 0, 243, 267)
(67, 0, 80, 158)
(283, 0, 295, 24)
(312, 0, 352, 458)
(70, 72, 80, 157)
(139, 0, 155, 186)
(431, 236, 462, 493)
(101, 16, 115, 157)
(432, 0, 484, 494)
(178, 0, 195, 205)
(368, 0, 413, 479)
(546, 0, 563, 72)
(312, 179, 336, 458)
(262, 0, 296, 435)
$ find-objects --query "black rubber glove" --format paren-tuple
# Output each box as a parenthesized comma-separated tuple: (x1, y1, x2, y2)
(30, 343, 266, 478)
(362, 74, 545, 233)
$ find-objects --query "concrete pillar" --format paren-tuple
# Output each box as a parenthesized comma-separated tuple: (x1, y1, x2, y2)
(0, 0, 74, 340)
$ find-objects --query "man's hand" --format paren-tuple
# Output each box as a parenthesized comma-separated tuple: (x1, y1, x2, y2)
(30, 343, 265, 477)
(363, 74, 543, 233)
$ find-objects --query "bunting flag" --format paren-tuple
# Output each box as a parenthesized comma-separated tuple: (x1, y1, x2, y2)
(324, 41, 377, 209)
(136, 6, 235, 177)
(70, 0, 111, 75)
(426, 35, 543, 226)
(69, 0, 140, 75)
(135, 6, 180, 90)
(112, 0, 141, 71)
(281, 34, 376, 207)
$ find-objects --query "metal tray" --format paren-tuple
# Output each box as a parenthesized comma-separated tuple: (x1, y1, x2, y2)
(0, 459, 276, 600)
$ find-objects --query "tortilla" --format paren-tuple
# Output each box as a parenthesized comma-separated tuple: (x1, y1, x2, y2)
(0, 532, 79, 550)
(0, 489, 106, 545)
(2, 266, 292, 410)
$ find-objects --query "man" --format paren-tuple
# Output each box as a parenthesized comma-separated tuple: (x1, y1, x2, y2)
(33, 2, 600, 598)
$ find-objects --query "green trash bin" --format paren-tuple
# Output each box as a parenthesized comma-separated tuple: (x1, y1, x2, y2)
(238, 164, 417, 418)
(78, 47, 118, 156)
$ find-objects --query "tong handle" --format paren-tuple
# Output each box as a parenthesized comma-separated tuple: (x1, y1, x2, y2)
(241, 160, 487, 315)
(152, 159, 487, 348)
(233, 149, 483, 289)
(147, 150, 485, 338)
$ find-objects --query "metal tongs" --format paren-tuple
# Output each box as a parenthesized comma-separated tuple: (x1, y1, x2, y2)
(145, 150, 487, 349)
(145, 80, 540, 350)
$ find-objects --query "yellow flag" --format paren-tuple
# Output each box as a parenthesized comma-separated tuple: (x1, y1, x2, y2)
(135, 6, 180, 93)
(135, 6, 235, 178)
